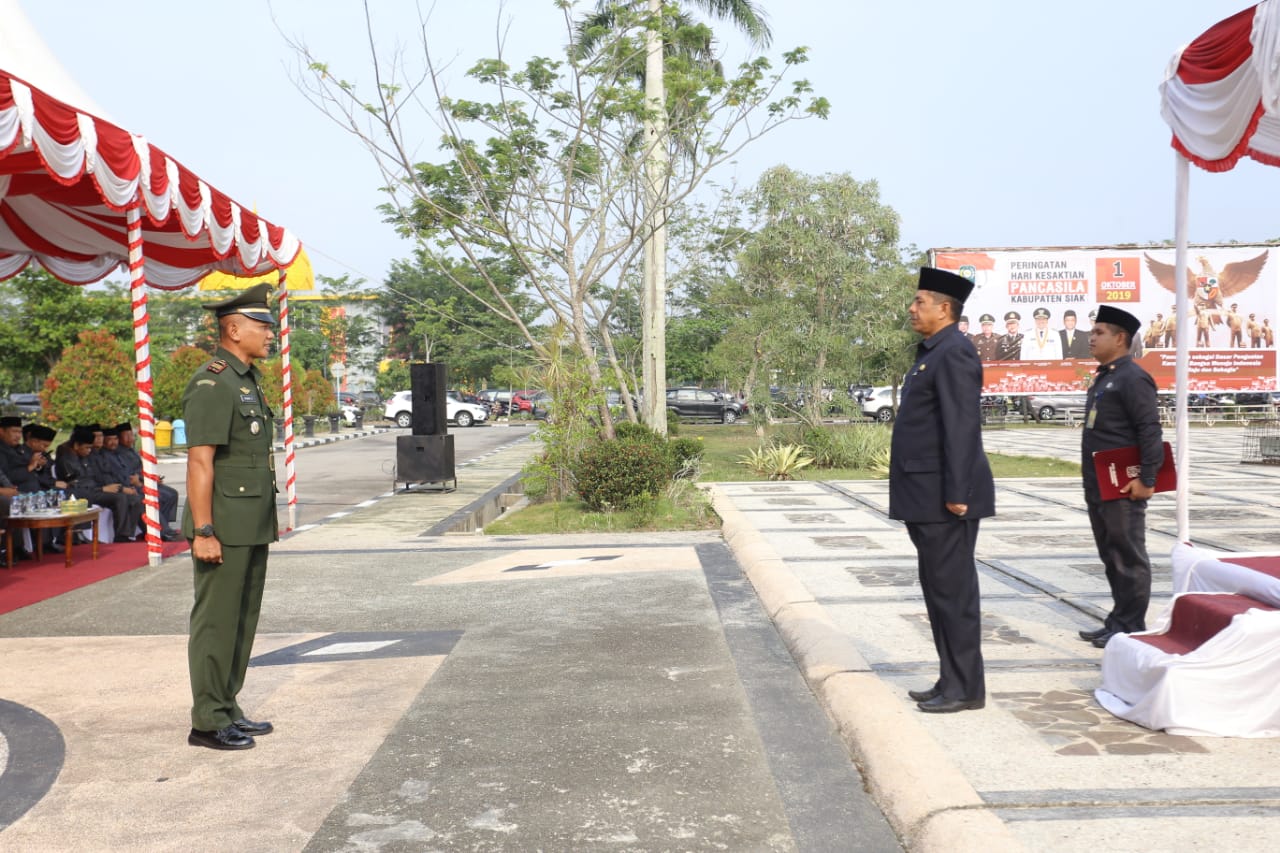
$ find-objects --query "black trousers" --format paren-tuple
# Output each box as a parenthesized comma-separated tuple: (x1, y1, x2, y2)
(907, 519, 985, 701)
(1085, 492, 1151, 633)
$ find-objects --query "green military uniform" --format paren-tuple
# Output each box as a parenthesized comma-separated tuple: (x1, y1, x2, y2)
(183, 284, 278, 733)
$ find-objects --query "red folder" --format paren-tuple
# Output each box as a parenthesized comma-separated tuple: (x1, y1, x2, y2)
(1092, 442, 1176, 501)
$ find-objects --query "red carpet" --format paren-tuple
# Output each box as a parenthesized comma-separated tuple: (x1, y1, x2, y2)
(0, 538, 190, 616)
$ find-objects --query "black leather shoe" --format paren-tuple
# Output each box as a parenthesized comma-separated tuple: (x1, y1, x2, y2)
(188, 725, 254, 750)
(1078, 626, 1110, 641)
(47, 542, 64, 553)
(232, 717, 273, 736)
(1091, 631, 1118, 648)
(907, 685, 941, 702)
(917, 695, 985, 713)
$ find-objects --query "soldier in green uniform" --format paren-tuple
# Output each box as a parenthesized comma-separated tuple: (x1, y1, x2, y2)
(182, 282, 279, 751)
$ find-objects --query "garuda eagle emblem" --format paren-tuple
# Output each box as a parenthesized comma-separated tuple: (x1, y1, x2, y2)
(1144, 250, 1269, 326)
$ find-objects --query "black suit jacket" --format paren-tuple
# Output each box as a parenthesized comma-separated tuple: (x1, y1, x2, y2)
(1060, 328, 1090, 359)
(889, 323, 996, 523)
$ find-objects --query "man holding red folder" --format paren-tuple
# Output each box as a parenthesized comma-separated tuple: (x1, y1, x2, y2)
(1080, 305, 1164, 648)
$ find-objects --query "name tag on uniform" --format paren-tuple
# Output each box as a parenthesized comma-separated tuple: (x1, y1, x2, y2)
(240, 394, 256, 403)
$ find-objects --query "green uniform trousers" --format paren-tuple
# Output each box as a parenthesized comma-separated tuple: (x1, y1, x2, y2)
(188, 543, 269, 730)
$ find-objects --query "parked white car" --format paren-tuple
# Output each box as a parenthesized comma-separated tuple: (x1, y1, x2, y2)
(861, 387, 897, 422)
(383, 390, 489, 428)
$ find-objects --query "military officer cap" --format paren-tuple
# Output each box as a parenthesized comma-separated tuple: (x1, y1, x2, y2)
(1064, 309, 1076, 319)
(1033, 307, 1050, 319)
(1095, 305, 1141, 338)
(980, 313, 995, 323)
(0, 416, 22, 428)
(1004, 310, 1021, 322)
(960, 315, 969, 323)
(202, 282, 276, 325)
(917, 267, 974, 303)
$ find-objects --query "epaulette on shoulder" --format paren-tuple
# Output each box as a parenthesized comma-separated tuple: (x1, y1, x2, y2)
(207, 359, 228, 374)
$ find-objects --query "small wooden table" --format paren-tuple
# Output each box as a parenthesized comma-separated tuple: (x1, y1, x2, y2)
(4, 508, 102, 569)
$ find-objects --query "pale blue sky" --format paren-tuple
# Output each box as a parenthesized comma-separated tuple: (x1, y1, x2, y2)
(21, 1, 1275, 286)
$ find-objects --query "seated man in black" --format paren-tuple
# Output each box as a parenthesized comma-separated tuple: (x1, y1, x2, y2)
(108, 422, 180, 541)
(8, 423, 71, 553)
(55, 427, 144, 542)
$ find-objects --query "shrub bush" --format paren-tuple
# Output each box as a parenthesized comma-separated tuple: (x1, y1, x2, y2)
(573, 437, 672, 511)
(666, 408, 680, 435)
(786, 423, 892, 470)
(614, 420, 663, 444)
(669, 436, 703, 467)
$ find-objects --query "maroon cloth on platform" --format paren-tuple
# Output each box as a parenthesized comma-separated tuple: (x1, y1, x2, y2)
(1136, 593, 1277, 655)
(1221, 555, 1280, 580)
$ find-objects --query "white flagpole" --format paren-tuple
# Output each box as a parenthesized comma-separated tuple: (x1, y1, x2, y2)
(1173, 153, 1191, 543)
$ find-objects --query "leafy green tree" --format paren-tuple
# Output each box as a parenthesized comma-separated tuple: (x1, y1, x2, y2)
(153, 345, 213, 422)
(289, 1, 825, 436)
(379, 252, 536, 387)
(0, 267, 132, 393)
(706, 167, 915, 421)
(39, 330, 136, 427)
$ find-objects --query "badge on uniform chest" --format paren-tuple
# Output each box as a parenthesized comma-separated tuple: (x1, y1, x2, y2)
(249, 421, 261, 435)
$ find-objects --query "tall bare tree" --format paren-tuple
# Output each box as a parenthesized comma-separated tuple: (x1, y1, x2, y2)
(287, 1, 823, 435)
(578, 0, 772, 432)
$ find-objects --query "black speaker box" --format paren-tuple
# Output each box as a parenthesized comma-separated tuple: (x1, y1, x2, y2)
(410, 362, 448, 435)
(396, 434, 455, 484)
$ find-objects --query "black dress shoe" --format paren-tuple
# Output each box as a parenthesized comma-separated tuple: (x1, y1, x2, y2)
(188, 725, 254, 750)
(907, 685, 941, 702)
(232, 717, 273, 736)
(47, 542, 64, 553)
(1078, 626, 1110, 641)
(917, 695, 985, 713)
(1091, 631, 1118, 648)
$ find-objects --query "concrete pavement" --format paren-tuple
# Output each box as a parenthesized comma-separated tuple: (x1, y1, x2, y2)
(4, 424, 1279, 851)
(712, 424, 1280, 853)
(0, 431, 901, 851)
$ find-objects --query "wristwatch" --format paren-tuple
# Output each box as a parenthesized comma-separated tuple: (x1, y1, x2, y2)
(194, 524, 216, 538)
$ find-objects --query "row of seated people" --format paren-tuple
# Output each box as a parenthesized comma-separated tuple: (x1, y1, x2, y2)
(0, 417, 180, 557)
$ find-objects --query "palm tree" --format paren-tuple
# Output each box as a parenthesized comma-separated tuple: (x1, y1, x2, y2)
(576, 1, 771, 432)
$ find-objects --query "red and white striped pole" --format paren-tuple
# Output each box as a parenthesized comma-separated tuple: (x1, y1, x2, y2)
(125, 203, 163, 566)
(277, 271, 298, 531)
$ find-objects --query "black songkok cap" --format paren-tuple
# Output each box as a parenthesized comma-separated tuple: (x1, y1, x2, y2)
(1095, 305, 1141, 338)
(71, 427, 96, 445)
(114, 422, 134, 434)
(0, 416, 22, 428)
(917, 267, 974, 304)
(102, 427, 119, 438)
(31, 425, 57, 442)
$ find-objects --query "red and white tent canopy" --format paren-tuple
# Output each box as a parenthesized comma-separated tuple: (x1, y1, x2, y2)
(0, 0, 302, 563)
(0, 68, 299, 286)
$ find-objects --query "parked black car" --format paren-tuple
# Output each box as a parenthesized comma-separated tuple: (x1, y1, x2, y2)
(665, 387, 743, 423)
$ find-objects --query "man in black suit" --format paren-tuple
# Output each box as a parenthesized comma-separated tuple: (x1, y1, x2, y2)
(1078, 305, 1163, 649)
(890, 267, 996, 713)
(1059, 309, 1090, 358)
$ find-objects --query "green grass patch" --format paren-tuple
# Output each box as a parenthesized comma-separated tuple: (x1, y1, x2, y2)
(484, 492, 720, 535)
(681, 423, 1080, 481)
